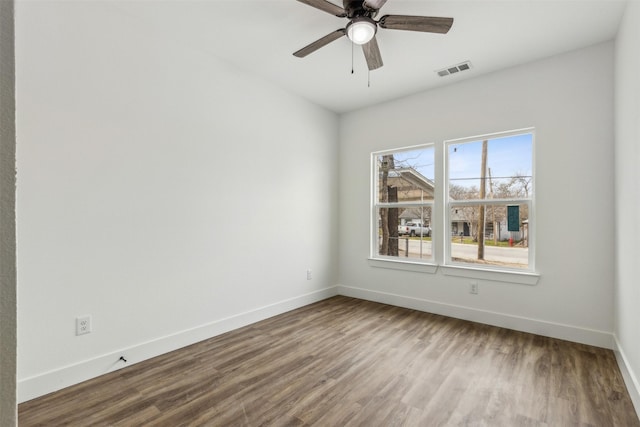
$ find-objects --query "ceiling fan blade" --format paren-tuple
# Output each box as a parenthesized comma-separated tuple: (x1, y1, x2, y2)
(364, 0, 388, 10)
(296, 0, 347, 17)
(362, 36, 383, 70)
(293, 29, 346, 58)
(379, 15, 454, 34)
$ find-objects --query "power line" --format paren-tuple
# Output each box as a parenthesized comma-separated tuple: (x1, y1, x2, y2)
(450, 176, 531, 181)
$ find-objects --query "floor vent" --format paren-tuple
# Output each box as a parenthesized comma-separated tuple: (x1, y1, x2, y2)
(436, 61, 473, 77)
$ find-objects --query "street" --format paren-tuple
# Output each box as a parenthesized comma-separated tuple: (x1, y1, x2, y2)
(397, 238, 528, 267)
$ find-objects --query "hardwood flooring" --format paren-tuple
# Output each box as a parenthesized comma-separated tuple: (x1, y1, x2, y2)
(19, 296, 639, 426)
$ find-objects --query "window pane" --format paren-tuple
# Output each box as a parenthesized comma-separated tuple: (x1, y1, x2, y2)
(448, 134, 533, 200)
(449, 203, 529, 269)
(376, 208, 433, 261)
(377, 146, 435, 203)
(398, 206, 432, 234)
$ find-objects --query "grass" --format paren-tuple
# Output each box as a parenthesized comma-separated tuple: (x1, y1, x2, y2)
(451, 237, 523, 247)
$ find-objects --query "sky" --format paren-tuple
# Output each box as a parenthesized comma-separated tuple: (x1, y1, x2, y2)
(389, 132, 533, 190)
(391, 146, 435, 179)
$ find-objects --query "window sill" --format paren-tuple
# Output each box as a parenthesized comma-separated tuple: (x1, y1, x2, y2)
(368, 258, 438, 274)
(367, 258, 539, 285)
(440, 264, 540, 285)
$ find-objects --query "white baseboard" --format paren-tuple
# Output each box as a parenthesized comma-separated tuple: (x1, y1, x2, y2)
(18, 286, 338, 403)
(337, 285, 614, 349)
(19, 286, 622, 406)
(613, 335, 640, 418)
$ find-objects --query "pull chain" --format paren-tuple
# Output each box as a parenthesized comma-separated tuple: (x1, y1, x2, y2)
(348, 41, 373, 88)
(351, 42, 354, 74)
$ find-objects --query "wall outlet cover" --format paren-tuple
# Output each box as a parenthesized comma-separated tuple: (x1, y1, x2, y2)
(76, 316, 92, 335)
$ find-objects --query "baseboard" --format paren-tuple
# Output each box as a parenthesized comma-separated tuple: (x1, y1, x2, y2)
(337, 285, 614, 349)
(613, 335, 640, 417)
(18, 286, 338, 403)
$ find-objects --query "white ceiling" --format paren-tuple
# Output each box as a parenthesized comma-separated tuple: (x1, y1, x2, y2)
(115, 0, 627, 113)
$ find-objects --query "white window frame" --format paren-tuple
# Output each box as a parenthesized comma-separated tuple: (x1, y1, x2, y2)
(369, 128, 539, 285)
(370, 144, 437, 273)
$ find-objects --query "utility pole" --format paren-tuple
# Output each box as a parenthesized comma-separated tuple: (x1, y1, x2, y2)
(478, 140, 488, 260)
(489, 167, 496, 244)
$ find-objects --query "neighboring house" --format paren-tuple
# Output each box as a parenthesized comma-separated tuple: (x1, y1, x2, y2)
(388, 168, 435, 202)
(384, 167, 527, 242)
(451, 208, 526, 244)
(386, 167, 434, 227)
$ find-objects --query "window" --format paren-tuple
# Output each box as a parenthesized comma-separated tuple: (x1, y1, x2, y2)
(446, 130, 534, 271)
(372, 145, 435, 264)
(371, 128, 536, 278)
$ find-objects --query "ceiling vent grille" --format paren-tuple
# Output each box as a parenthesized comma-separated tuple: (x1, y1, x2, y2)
(436, 61, 472, 77)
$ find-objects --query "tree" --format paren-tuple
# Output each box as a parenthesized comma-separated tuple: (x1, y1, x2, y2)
(450, 183, 480, 240)
(379, 155, 399, 256)
(509, 171, 532, 198)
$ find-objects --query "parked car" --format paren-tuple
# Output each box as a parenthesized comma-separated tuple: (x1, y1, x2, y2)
(398, 222, 431, 237)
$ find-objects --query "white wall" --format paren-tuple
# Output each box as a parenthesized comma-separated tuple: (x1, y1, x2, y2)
(339, 42, 615, 347)
(1, 0, 17, 424)
(614, 0, 640, 410)
(16, 2, 339, 402)
(14, 0, 635, 411)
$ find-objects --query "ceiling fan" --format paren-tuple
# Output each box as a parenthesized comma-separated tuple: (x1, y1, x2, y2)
(293, 0, 454, 71)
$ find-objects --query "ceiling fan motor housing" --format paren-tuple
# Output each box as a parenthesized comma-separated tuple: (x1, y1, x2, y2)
(344, 0, 378, 18)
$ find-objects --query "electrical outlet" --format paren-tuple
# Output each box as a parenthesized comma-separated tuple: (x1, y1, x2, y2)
(76, 315, 92, 335)
(469, 282, 479, 295)
(306, 269, 312, 280)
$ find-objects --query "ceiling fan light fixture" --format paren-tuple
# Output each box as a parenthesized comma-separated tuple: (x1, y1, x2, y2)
(347, 17, 377, 45)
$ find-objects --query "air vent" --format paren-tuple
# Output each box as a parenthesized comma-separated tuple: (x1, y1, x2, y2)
(436, 61, 473, 77)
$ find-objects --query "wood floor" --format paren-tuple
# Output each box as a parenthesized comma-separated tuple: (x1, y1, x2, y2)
(19, 296, 639, 426)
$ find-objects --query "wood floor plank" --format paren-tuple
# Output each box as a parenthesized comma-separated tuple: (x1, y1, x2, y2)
(18, 296, 640, 426)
